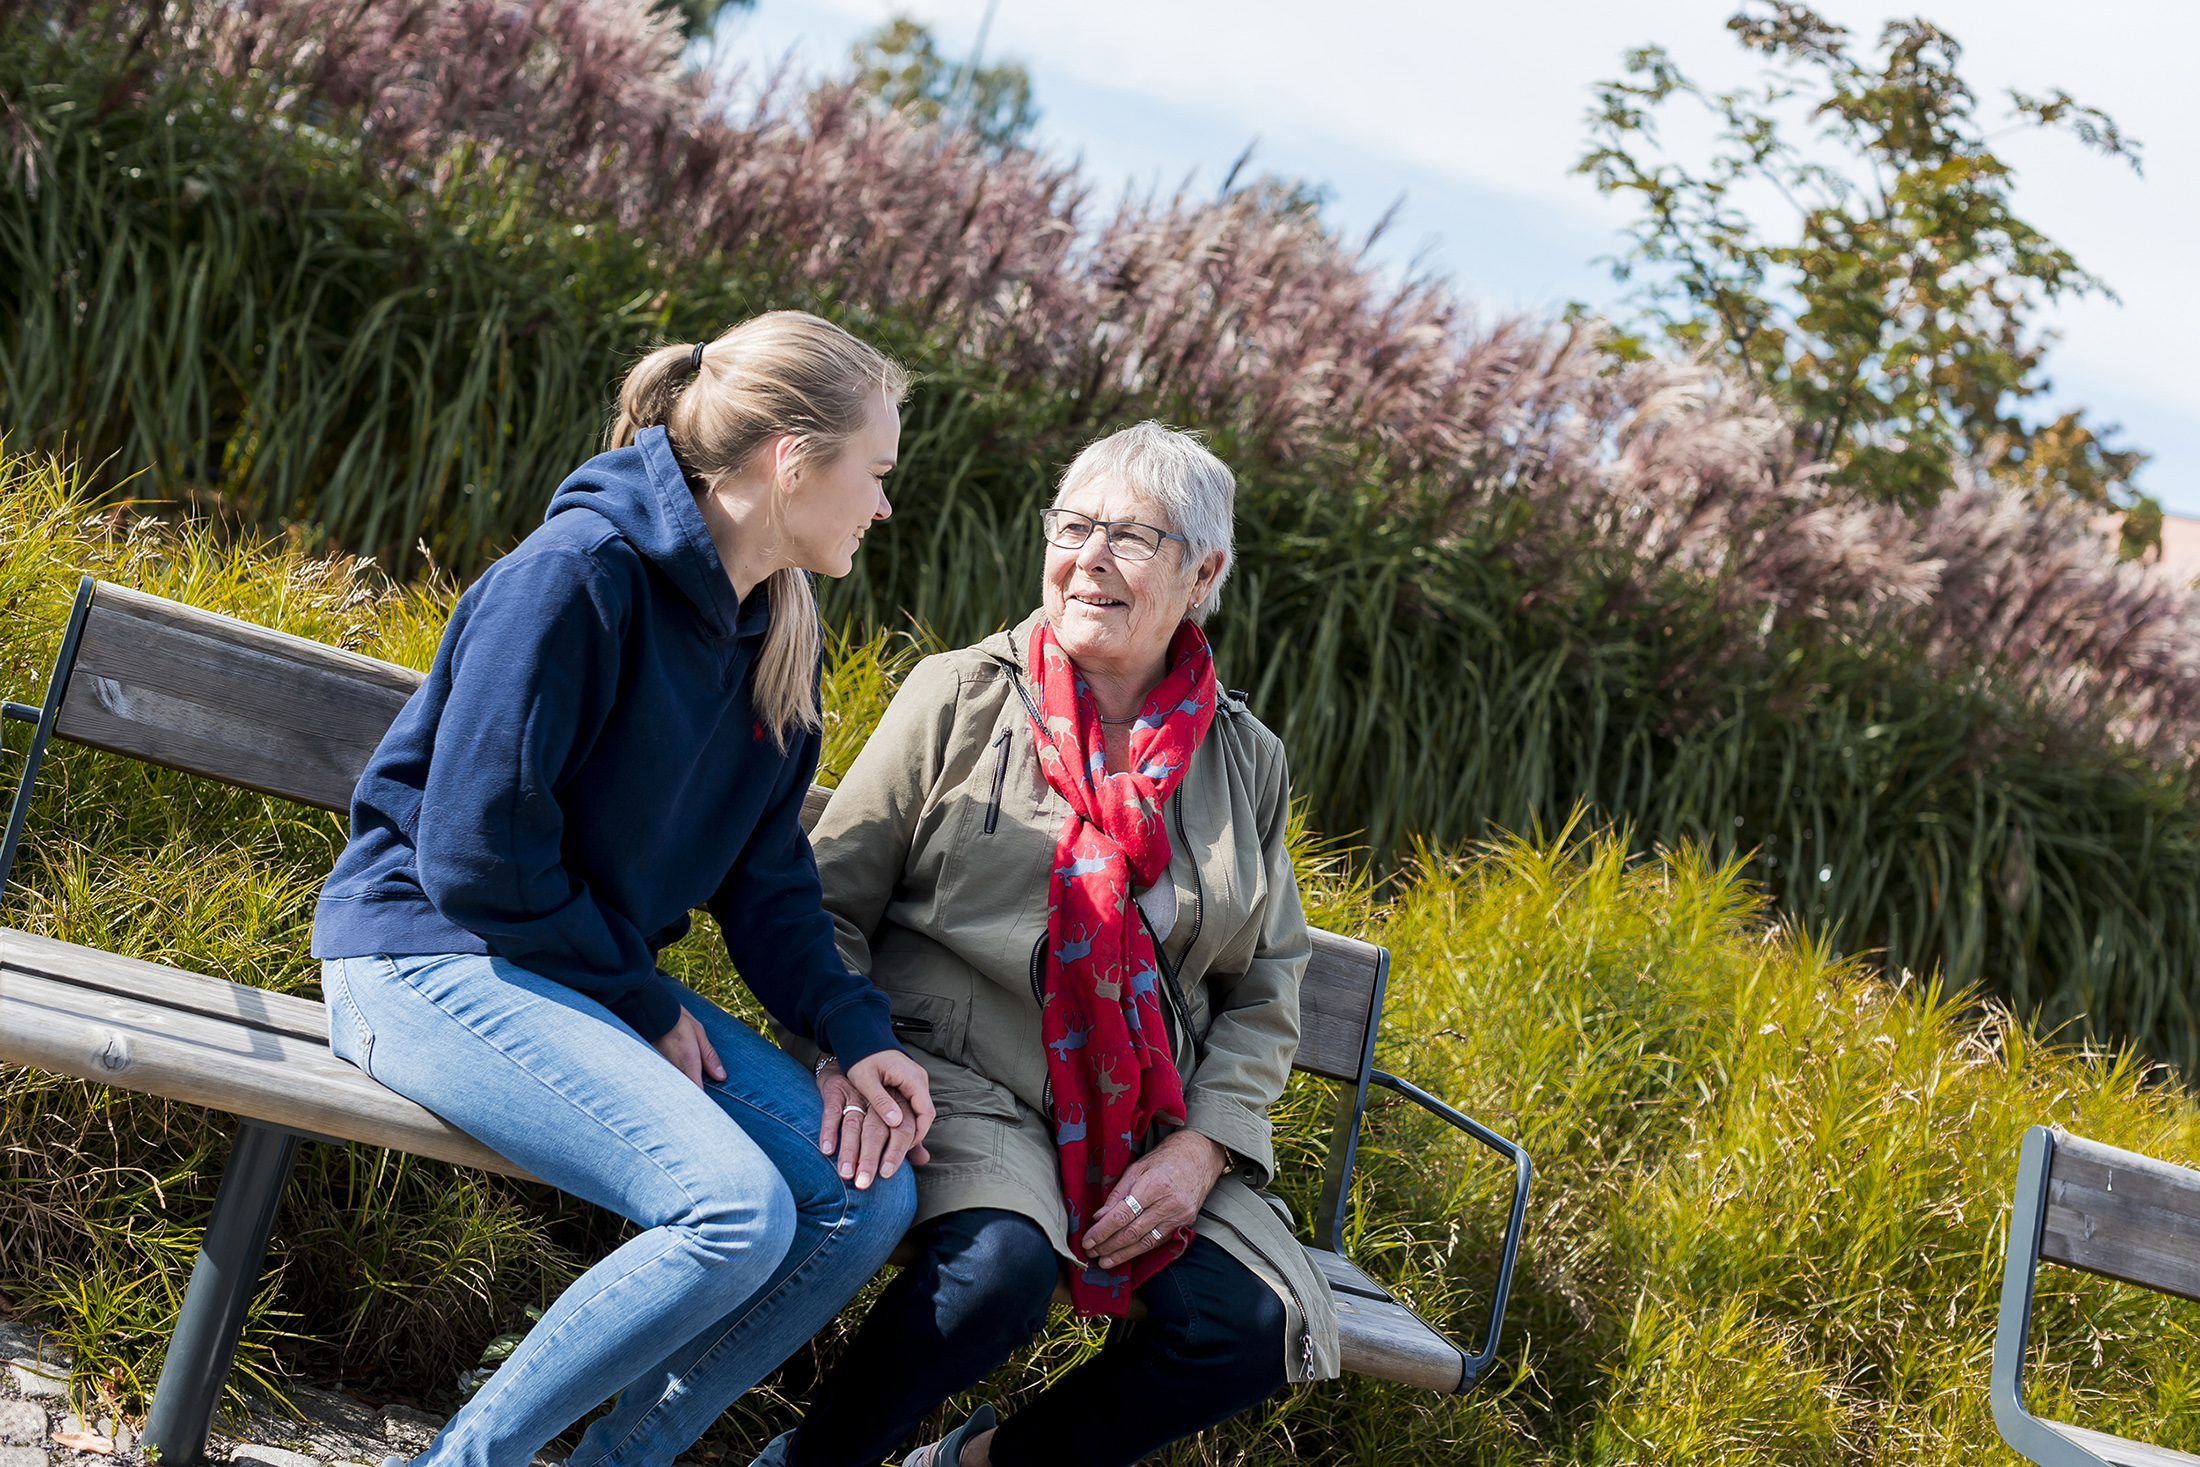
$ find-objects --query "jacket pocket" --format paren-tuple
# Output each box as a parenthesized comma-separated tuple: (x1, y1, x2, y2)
(983, 727, 1012, 834)
(888, 991, 969, 1065)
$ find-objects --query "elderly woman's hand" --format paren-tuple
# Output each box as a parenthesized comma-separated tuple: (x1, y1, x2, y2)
(1080, 1129, 1229, 1270)
(816, 1054, 935, 1188)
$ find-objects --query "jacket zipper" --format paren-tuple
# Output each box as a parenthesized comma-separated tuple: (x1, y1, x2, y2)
(1140, 906, 1206, 1072)
(1171, 789, 1205, 958)
(983, 727, 1011, 834)
(1198, 1206, 1318, 1383)
(1031, 931, 1052, 1116)
(1009, 669, 1045, 728)
(1167, 783, 1304, 1375)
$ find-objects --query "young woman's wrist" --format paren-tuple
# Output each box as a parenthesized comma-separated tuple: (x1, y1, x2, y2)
(817, 1002, 899, 1070)
(611, 973, 686, 1043)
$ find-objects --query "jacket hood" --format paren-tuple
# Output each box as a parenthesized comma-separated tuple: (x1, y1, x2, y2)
(545, 426, 756, 640)
(977, 609, 1050, 674)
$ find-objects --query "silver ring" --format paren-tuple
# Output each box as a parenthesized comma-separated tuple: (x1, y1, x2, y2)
(842, 1104, 867, 1117)
(1123, 1195, 1143, 1219)
(1149, 1227, 1164, 1243)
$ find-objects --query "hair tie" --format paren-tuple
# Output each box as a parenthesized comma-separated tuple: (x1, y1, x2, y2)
(689, 341, 707, 374)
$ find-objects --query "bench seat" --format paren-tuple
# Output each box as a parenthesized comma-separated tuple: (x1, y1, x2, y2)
(2042, 1423, 2200, 1467)
(0, 923, 1475, 1392)
(0, 927, 528, 1180)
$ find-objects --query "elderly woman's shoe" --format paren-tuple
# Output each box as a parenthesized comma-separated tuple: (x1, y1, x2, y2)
(902, 1403, 997, 1467)
(746, 1430, 795, 1467)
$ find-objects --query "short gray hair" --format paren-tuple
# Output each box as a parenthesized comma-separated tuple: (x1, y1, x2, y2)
(1052, 421, 1236, 624)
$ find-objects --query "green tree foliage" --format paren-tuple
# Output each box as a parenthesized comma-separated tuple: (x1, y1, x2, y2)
(1578, 1, 2151, 518)
(851, 15, 1038, 152)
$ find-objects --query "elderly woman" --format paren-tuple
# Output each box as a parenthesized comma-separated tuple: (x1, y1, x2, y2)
(757, 422, 1339, 1467)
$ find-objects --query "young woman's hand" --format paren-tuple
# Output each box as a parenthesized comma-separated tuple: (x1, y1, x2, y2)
(652, 1008, 727, 1089)
(815, 1052, 937, 1189)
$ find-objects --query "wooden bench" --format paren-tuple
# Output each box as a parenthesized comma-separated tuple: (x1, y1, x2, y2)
(0, 578, 1532, 1464)
(1993, 1125, 2200, 1467)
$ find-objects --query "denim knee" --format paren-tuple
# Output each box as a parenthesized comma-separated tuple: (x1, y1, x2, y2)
(845, 1163, 918, 1249)
(1151, 1246, 1288, 1404)
(678, 1167, 799, 1303)
(926, 1209, 1060, 1350)
(1211, 1279, 1288, 1400)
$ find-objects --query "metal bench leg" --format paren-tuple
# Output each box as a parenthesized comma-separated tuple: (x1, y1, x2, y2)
(141, 1123, 301, 1467)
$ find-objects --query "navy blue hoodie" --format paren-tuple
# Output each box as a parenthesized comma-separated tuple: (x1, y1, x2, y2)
(311, 425, 896, 1063)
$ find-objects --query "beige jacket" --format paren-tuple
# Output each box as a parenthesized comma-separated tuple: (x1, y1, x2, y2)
(800, 610, 1340, 1383)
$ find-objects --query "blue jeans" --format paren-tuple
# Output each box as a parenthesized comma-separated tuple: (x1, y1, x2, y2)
(323, 954, 915, 1467)
(786, 1208, 1286, 1467)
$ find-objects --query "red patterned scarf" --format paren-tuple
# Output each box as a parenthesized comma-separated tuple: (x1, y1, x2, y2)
(1024, 618, 1218, 1314)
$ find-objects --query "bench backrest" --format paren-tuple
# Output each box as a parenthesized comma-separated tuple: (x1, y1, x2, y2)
(1991, 1125, 2200, 1467)
(2035, 1131, 2200, 1301)
(10, 578, 1389, 1088)
(48, 581, 425, 813)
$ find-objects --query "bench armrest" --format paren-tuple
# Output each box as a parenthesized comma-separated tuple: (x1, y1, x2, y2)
(1367, 1068, 1531, 1390)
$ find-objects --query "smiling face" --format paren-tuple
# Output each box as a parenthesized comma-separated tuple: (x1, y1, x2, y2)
(779, 389, 899, 578)
(1042, 478, 1225, 687)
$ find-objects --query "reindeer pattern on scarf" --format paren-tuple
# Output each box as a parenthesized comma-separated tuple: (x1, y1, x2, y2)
(1024, 618, 1216, 1315)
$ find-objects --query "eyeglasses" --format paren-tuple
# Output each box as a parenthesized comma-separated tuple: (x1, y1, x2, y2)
(1040, 509, 1187, 562)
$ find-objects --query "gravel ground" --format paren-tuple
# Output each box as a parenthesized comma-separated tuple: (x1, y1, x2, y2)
(0, 1322, 454, 1467)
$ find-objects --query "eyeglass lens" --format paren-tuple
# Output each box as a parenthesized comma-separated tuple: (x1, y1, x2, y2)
(1043, 512, 1161, 560)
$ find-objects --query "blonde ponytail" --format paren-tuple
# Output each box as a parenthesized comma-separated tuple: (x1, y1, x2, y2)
(608, 312, 909, 749)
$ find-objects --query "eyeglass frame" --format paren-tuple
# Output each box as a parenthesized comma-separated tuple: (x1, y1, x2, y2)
(1039, 508, 1189, 562)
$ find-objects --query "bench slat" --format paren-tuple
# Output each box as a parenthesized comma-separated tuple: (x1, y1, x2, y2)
(2, 928, 329, 1043)
(54, 584, 424, 813)
(1328, 1297, 1465, 1389)
(2046, 1421, 2200, 1467)
(2043, 1133, 2200, 1303)
(0, 960, 531, 1182)
(1307, 1248, 1465, 1391)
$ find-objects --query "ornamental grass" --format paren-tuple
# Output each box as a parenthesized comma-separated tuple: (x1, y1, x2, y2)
(9, 0, 2200, 1072)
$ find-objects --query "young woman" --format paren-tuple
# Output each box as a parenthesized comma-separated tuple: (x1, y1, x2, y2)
(312, 310, 935, 1467)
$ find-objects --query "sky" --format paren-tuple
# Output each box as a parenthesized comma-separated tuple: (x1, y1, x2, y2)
(705, 0, 2200, 514)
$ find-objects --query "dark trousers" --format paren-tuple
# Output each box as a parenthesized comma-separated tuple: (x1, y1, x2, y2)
(787, 1207, 1287, 1467)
